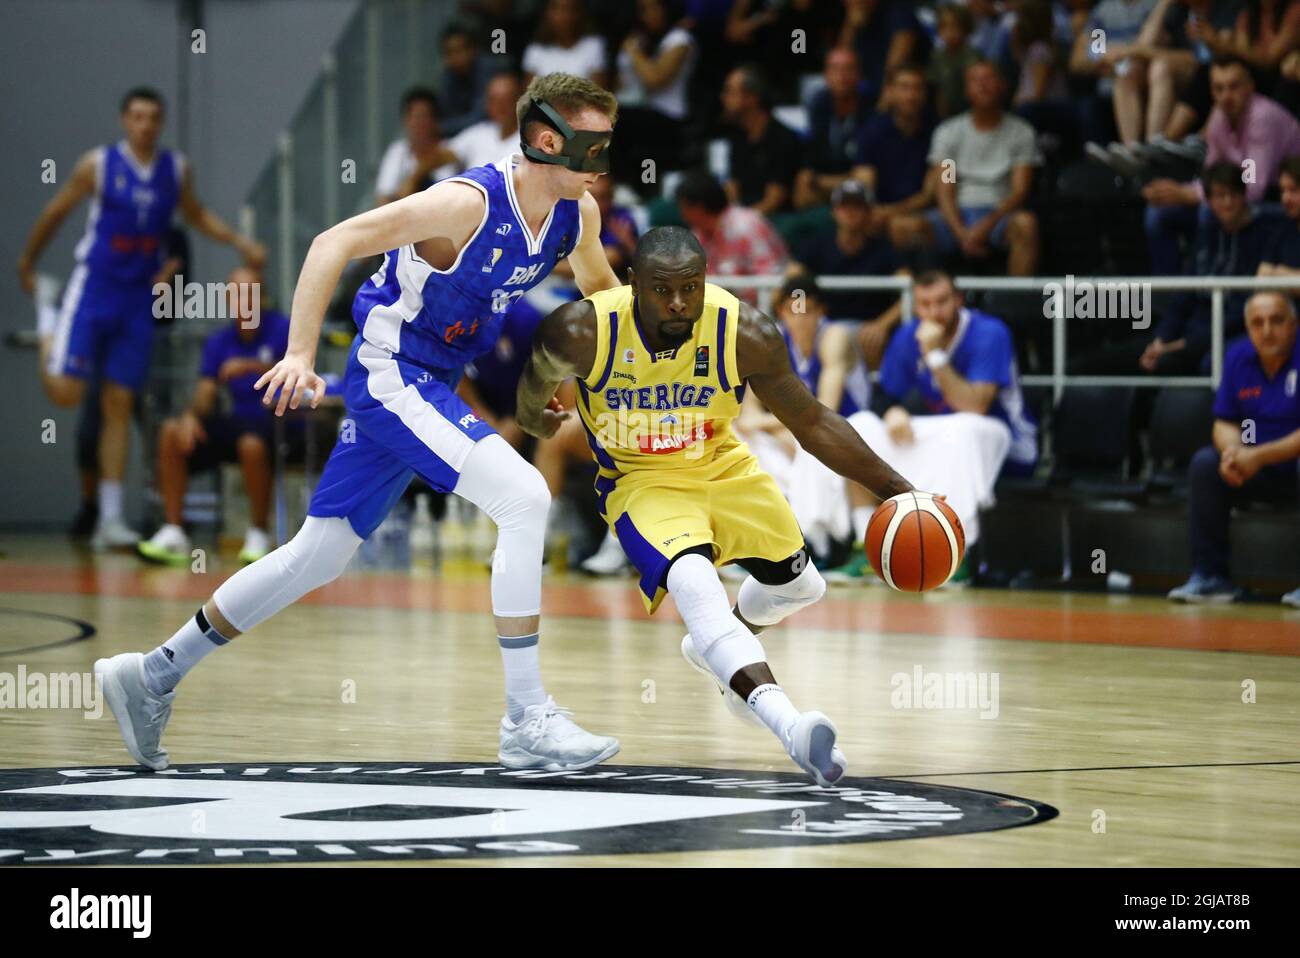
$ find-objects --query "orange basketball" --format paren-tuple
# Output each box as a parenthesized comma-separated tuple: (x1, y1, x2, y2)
(865, 492, 966, 592)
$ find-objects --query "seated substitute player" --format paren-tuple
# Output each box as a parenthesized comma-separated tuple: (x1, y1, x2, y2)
(137, 266, 309, 566)
(94, 73, 625, 774)
(516, 226, 921, 786)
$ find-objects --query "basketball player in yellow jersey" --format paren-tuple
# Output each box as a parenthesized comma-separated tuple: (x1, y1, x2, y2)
(518, 226, 922, 786)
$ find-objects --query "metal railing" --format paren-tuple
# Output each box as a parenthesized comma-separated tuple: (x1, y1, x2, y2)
(241, 0, 455, 312)
(711, 273, 1299, 398)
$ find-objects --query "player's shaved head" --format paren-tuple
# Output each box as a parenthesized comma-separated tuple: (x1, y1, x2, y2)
(629, 227, 707, 350)
(632, 226, 705, 277)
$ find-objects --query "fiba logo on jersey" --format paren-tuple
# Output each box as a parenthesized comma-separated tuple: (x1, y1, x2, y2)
(694, 346, 710, 377)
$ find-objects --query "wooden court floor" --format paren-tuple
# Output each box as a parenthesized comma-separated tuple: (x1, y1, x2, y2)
(0, 533, 1296, 867)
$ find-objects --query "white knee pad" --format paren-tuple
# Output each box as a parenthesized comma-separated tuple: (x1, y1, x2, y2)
(736, 561, 826, 628)
(454, 435, 550, 618)
(212, 515, 362, 634)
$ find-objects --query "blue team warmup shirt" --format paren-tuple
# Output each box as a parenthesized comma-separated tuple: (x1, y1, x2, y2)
(1213, 334, 1300, 479)
(879, 308, 1038, 467)
(309, 155, 582, 538)
(199, 312, 292, 424)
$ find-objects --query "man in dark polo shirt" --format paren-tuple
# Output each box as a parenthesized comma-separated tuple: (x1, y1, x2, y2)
(719, 65, 804, 215)
(1259, 157, 1300, 286)
(855, 62, 936, 244)
(1169, 292, 1300, 607)
(794, 47, 876, 210)
(791, 180, 908, 366)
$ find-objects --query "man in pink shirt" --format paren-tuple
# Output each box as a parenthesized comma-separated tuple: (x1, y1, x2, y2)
(675, 169, 788, 305)
(1144, 55, 1300, 274)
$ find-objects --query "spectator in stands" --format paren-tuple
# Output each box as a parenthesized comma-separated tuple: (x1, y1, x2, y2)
(457, 298, 547, 451)
(790, 180, 908, 367)
(1089, 0, 1245, 175)
(675, 169, 788, 305)
(1168, 291, 1300, 606)
(136, 268, 302, 567)
(893, 59, 1043, 276)
(1010, 0, 1075, 150)
(1069, 0, 1159, 146)
(611, 0, 697, 197)
(929, 3, 980, 119)
(522, 0, 609, 88)
(737, 276, 868, 561)
(723, 0, 842, 104)
(856, 62, 937, 247)
(374, 88, 461, 206)
(1195, 0, 1300, 100)
(826, 269, 1036, 583)
(719, 66, 804, 215)
(439, 24, 507, 138)
(837, 0, 928, 104)
(449, 71, 523, 170)
(1259, 157, 1300, 278)
(966, 0, 1014, 65)
(1145, 163, 1282, 374)
(552, 173, 640, 281)
(795, 47, 876, 209)
(1141, 57, 1300, 274)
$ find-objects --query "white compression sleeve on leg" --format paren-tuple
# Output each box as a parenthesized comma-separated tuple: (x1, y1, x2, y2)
(666, 553, 767, 684)
(454, 434, 549, 618)
(736, 562, 827, 629)
(211, 515, 362, 634)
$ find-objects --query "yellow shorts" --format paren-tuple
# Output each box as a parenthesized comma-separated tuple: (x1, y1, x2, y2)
(596, 451, 806, 613)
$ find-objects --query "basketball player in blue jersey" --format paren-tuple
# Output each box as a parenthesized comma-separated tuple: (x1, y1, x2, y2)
(94, 74, 625, 773)
(18, 88, 265, 550)
(516, 227, 923, 785)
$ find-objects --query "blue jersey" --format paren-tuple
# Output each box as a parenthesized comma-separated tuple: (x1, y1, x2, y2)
(352, 156, 582, 381)
(200, 312, 292, 424)
(881, 308, 1038, 466)
(782, 319, 869, 417)
(1214, 335, 1300, 452)
(76, 141, 182, 284)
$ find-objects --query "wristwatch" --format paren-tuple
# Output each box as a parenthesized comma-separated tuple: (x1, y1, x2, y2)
(924, 348, 949, 370)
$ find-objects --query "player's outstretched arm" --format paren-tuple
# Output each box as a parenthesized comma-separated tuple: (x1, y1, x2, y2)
(566, 191, 622, 296)
(516, 299, 599, 438)
(178, 164, 265, 266)
(16, 150, 97, 295)
(256, 180, 484, 416)
(737, 302, 913, 499)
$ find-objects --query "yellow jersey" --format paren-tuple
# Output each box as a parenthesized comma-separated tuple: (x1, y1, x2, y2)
(576, 283, 750, 478)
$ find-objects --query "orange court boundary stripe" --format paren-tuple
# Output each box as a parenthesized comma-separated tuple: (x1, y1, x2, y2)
(0, 563, 1295, 656)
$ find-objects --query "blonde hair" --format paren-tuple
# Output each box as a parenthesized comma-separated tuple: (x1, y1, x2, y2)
(516, 72, 618, 148)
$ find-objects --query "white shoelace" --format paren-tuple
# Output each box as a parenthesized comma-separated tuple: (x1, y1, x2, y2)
(522, 698, 575, 741)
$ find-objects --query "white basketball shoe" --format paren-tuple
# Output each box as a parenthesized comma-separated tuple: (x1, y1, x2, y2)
(498, 697, 620, 771)
(680, 634, 765, 727)
(91, 516, 141, 552)
(94, 652, 175, 771)
(784, 711, 848, 787)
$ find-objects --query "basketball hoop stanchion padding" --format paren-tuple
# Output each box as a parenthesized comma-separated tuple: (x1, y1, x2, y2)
(866, 492, 966, 591)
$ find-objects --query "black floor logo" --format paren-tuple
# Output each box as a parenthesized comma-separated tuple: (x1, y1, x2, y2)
(0, 763, 1057, 864)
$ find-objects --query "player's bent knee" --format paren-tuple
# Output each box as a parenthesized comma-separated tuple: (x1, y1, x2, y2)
(737, 557, 825, 628)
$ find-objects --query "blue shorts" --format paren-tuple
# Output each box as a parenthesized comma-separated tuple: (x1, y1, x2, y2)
(46, 266, 156, 390)
(925, 206, 1012, 256)
(307, 336, 496, 539)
